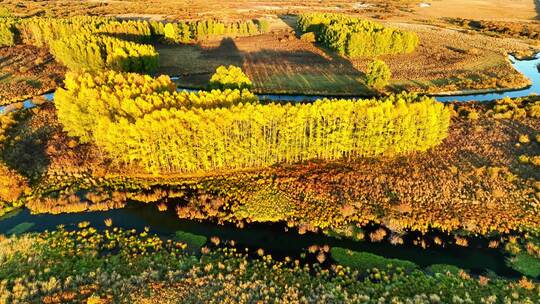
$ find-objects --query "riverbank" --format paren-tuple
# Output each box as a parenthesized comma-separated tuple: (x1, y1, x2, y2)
(1, 225, 538, 303)
(2, 96, 537, 238)
(2, 52, 538, 115)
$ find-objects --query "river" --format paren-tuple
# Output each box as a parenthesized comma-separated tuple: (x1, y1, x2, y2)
(1, 54, 539, 115)
(0, 202, 521, 277)
(0, 55, 537, 277)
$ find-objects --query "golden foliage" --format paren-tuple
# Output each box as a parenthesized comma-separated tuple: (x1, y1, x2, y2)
(297, 13, 418, 57)
(55, 71, 450, 173)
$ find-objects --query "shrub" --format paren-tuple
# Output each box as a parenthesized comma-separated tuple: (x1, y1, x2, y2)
(365, 59, 391, 89)
(300, 32, 316, 43)
(518, 155, 530, 164)
(531, 156, 540, 167)
(331, 247, 418, 273)
(467, 110, 480, 120)
(209, 65, 252, 90)
(518, 134, 530, 144)
(0, 162, 29, 203)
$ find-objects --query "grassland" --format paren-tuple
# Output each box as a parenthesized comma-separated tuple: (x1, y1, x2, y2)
(3, 96, 538, 237)
(0, 1, 537, 99)
(0, 45, 64, 105)
(158, 18, 534, 95)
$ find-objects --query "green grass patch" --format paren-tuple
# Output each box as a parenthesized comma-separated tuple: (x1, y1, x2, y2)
(174, 231, 207, 251)
(425, 264, 462, 275)
(331, 247, 418, 273)
(7, 222, 35, 235)
(507, 253, 540, 278)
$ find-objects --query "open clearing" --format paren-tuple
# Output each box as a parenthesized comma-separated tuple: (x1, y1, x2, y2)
(409, 0, 539, 22)
(2, 0, 538, 22)
(158, 19, 534, 95)
(0, 45, 65, 105)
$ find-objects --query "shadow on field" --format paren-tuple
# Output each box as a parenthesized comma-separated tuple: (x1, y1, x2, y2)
(201, 37, 244, 65)
(1, 113, 51, 180)
(536, 0, 540, 20)
(241, 48, 368, 94)
(277, 14, 299, 32)
(159, 36, 369, 94)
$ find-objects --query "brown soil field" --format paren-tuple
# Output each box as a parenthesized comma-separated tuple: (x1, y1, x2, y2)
(0, 45, 65, 105)
(159, 20, 535, 95)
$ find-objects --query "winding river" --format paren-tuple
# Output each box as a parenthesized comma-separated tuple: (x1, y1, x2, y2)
(1, 54, 539, 115)
(0, 203, 520, 277)
(0, 54, 538, 277)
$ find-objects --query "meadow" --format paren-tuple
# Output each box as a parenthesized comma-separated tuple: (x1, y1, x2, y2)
(0, 1, 539, 302)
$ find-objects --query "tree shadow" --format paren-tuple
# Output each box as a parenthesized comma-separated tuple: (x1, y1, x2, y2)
(277, 14, 299, 33)
(201, 37, 243, 64)
(1, 110, 51, 181)
(159, 29, 369, 94)
(536, 0, 540, 20)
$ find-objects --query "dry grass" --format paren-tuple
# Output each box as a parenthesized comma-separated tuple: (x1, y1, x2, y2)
(0, 45, 65, 105)
(1, 0, 536, 22)
(158, 19, 534, 95)
(0, 0, 417, 20)
(407, 0, 538, 22)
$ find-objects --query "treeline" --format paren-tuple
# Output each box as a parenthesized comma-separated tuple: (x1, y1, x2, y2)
(1, 16, 271, 71)
(297, 13, 419, 57)
(1, 16, 271, 47)
(163, 19, 270, 43)
(0, 18, 16, 46)
(56, 71, 450, 173)
(50, 34, 158, 72)
(1, 16, 158, 73)
(56, 71, 258, 143)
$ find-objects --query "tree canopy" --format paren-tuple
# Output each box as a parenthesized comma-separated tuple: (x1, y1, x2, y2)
(209, 65, 252, 90)
(366, 59, 392, 89)
(297, 13, 419, 57)
(163, 19, 270, 43)
(56, 71, 450, 174)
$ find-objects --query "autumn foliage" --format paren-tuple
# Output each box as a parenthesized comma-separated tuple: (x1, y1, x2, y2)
(0, 18, 16, 46)
(163, 19, 269, 43)
(55, 71, 450, 173)
(209, 65, 252, 90)
(49, 34, 158, 73)
(297, 13, 419, 57)
(1, 16, 158, 72)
